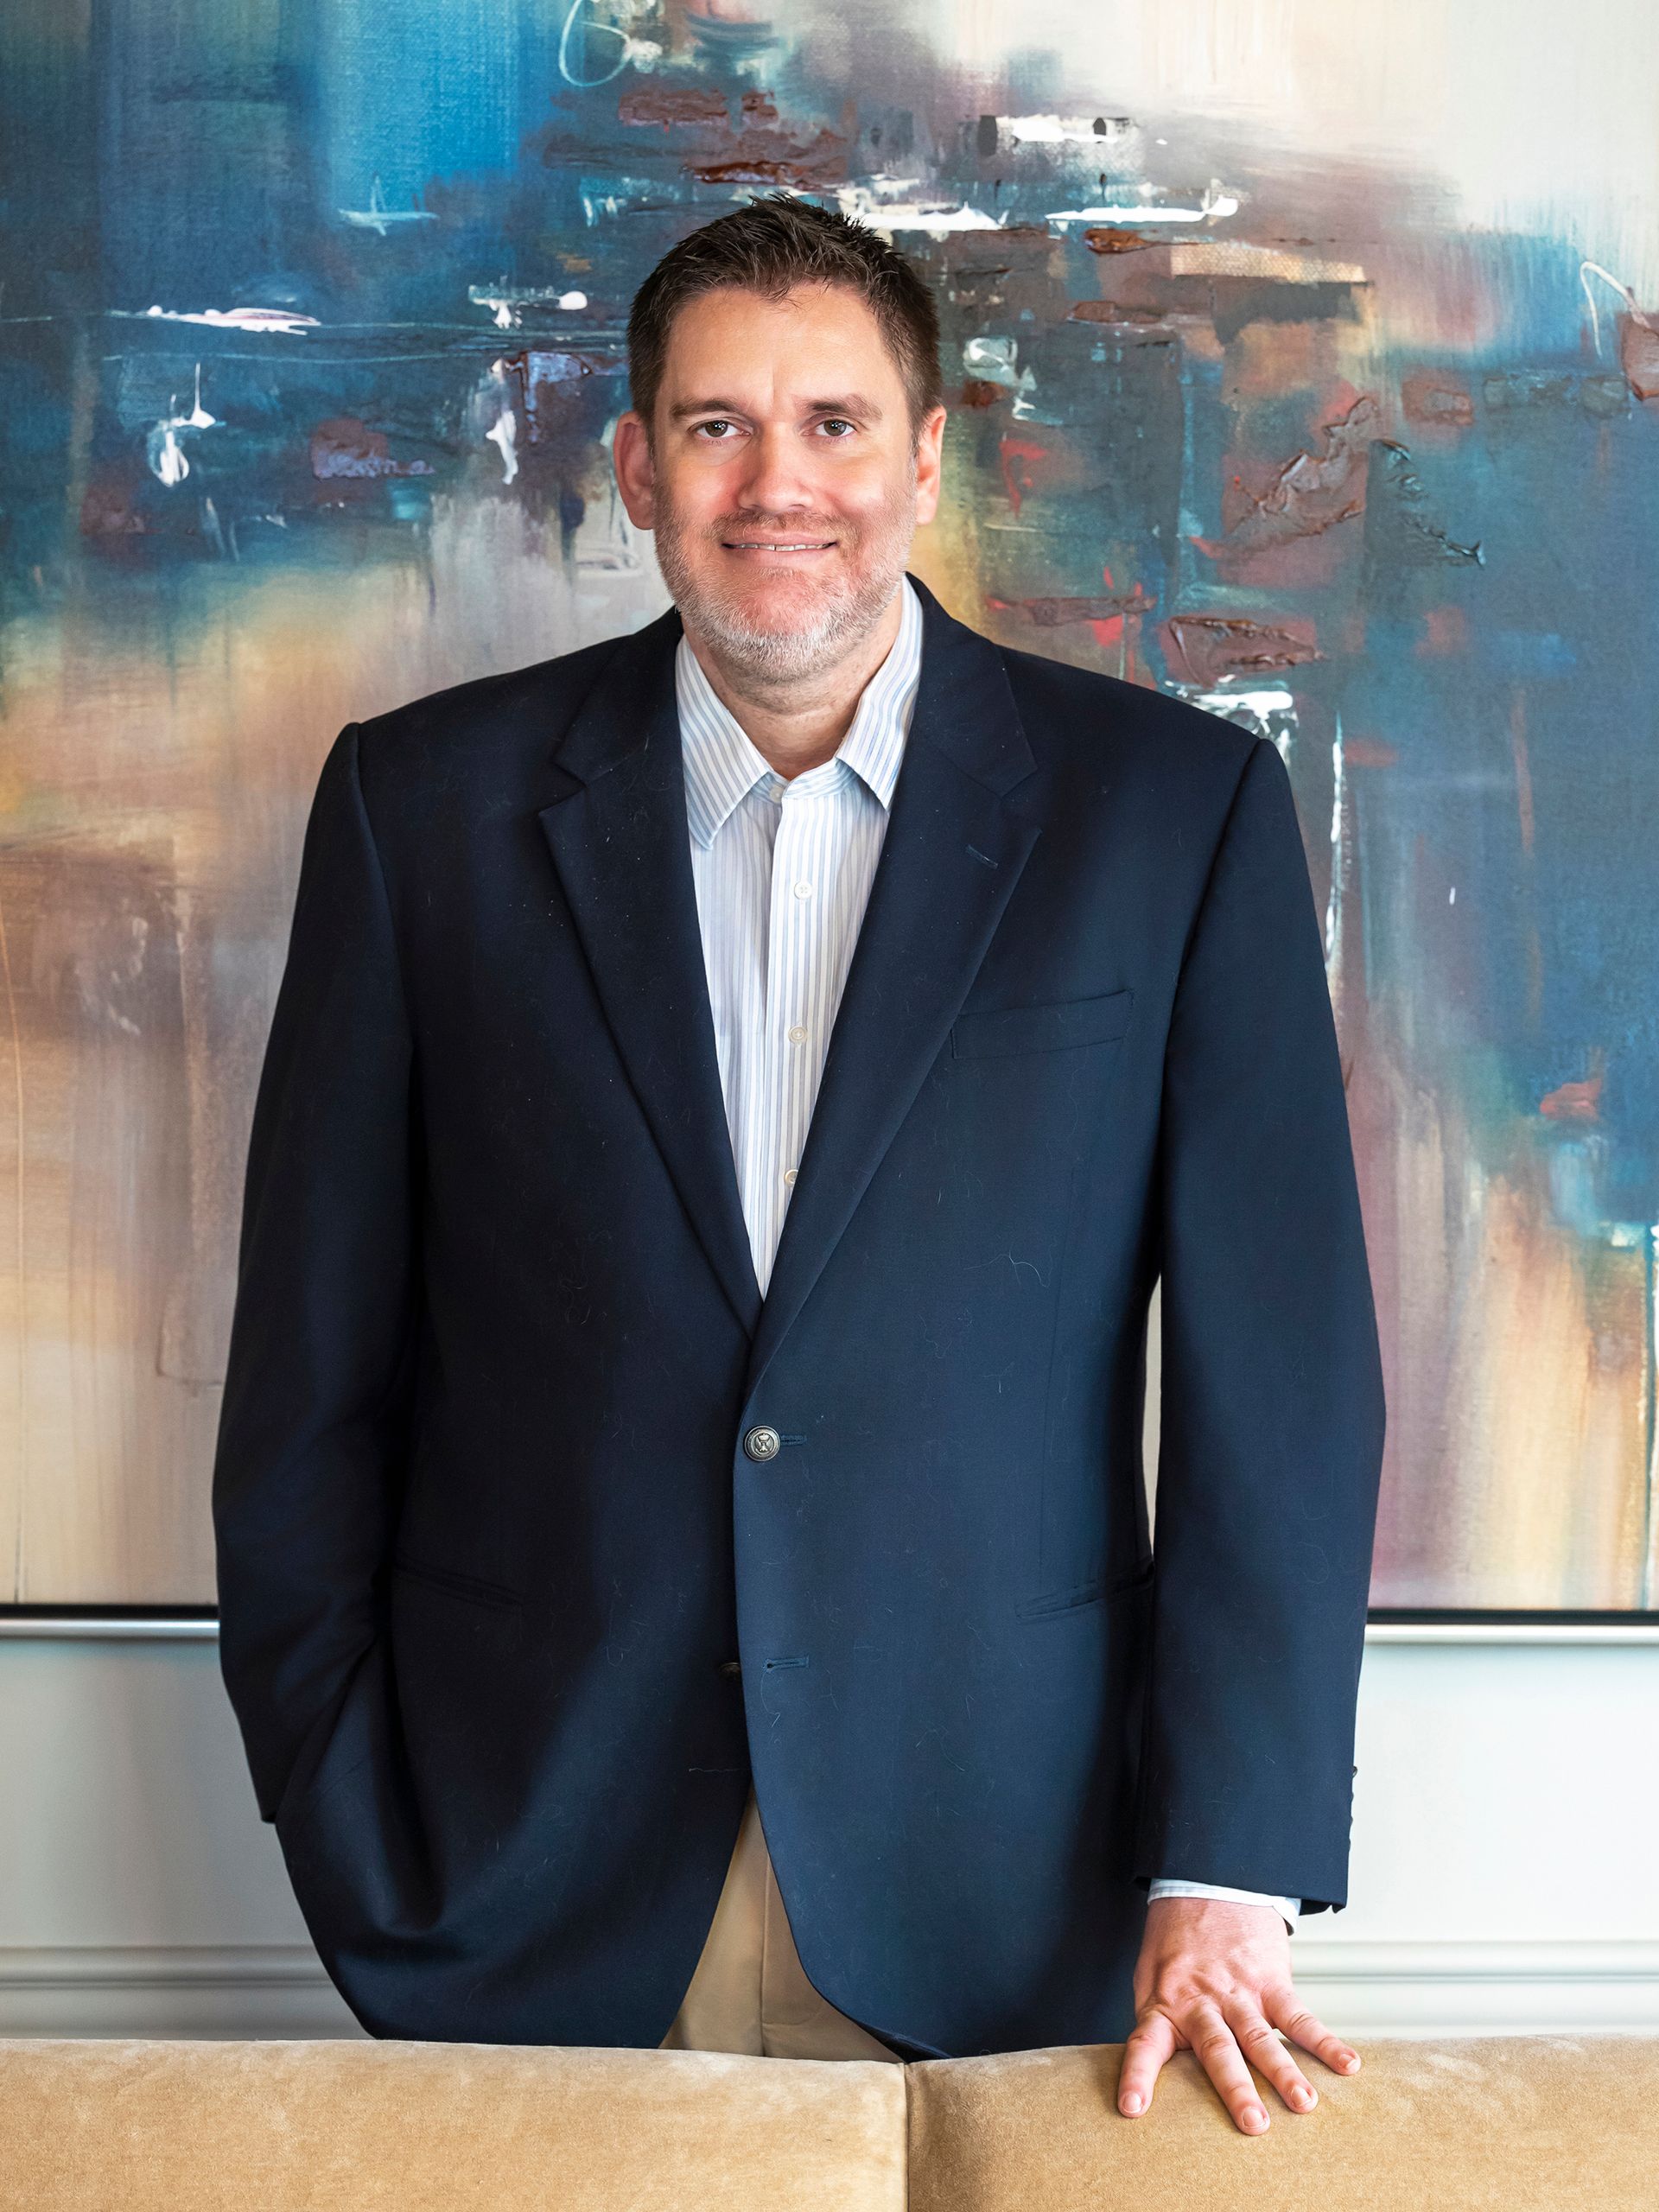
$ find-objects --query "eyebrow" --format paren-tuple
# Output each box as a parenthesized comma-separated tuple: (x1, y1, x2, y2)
(665, 392, 885, 423)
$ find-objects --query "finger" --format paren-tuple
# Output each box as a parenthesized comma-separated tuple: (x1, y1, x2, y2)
(1221, 1999, 1319, 2113)
(1116, 2008, 1176, 2117)
(1264, 1991, 1362, 2077)
(1182, 2000, 1273, 2133)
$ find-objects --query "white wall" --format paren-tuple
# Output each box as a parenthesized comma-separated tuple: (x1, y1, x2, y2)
(1, 1623, 1655, 2039)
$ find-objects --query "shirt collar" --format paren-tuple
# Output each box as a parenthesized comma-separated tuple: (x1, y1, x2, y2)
(677, 570, 924, 850)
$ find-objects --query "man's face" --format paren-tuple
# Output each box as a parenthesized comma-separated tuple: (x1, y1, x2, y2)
(613, 281, 946, 683)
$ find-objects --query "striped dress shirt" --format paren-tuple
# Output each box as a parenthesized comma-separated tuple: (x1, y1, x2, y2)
(676, 570, 1299, 1936)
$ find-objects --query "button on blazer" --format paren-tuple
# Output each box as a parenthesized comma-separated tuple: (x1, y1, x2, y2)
(211, 569, 1386, 2057)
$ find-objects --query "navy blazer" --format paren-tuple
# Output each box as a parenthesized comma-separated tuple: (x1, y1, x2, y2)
(212, 569, 1385, 2057)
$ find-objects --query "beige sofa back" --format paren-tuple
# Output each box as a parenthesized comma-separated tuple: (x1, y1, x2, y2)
(2, 2033, 1655, 2210)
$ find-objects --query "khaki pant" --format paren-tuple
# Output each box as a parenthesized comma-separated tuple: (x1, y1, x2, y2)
(658, 1786, 903, 2062)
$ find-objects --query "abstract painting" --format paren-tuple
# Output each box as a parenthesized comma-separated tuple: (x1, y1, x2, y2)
(2, 0, 1655, 1610)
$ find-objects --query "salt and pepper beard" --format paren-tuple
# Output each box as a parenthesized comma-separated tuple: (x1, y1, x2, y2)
(648, 437, 920, 691)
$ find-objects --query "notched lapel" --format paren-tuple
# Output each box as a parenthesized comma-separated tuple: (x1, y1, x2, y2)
(537, 605, 765, 1342)
(743, 578, 1042, 1401)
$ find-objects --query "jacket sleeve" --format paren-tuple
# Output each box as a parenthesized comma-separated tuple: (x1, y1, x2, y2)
(1134, 733, 1385, 1916)
(211, 721, 421, 1825)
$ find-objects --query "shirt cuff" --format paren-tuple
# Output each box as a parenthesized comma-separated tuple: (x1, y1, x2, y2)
(1147, 1878, 1300, 1936)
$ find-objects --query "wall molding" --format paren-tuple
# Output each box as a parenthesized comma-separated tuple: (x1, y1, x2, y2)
(1, 1940, 1655, 2040)
(0, 1945, 362, 2038)
(1287, 1939, 1659, 2034)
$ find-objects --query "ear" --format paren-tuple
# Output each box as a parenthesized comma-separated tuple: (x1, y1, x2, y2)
(613, 409, 658, 530)
(912, 405, 948, 528)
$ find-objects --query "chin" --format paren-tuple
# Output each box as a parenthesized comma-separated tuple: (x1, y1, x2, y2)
(689, 562, 854, 637)
(704, 606, 849, 679)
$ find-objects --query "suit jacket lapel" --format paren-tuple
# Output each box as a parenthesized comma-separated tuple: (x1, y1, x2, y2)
(742, 575, 1041, 1402)
(535, 572, 1043, 1391)
(537, 603, 765, 1341)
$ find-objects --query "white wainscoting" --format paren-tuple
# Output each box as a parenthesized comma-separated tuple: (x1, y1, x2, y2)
(0, 1621, 1655, 2039)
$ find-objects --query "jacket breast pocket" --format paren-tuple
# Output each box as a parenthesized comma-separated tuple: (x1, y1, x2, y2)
(950, 987, 1134, 1060)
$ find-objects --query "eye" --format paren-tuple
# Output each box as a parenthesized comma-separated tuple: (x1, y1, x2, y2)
(818, 417, 855, 437)
(692, 419, 738, 441)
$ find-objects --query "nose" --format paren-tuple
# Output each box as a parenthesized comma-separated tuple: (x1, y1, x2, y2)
(729, 423, 823, 520)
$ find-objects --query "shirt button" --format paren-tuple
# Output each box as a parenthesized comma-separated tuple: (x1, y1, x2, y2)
(787, 1024, 808, 1044)
(782, 1166, 798, 1185)
(792, 880, 813, 899)
(742, 1424, 782, 1462)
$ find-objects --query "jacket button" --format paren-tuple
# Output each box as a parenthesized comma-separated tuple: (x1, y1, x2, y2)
(742, 1424, 781, 1461)
(717, 1658, 742, 1677)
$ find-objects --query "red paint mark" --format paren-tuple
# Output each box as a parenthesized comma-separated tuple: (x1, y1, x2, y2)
(1540, 1068, 1603, 1122)
(1416, 606, 1468, 656)
(998, 435, 1049, 517)
(1341, 738, 1398, 767)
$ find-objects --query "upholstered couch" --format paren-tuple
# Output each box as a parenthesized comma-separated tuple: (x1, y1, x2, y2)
(3, 2033, 1654, 2209)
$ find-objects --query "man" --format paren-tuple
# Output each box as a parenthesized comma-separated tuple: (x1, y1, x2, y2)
(213, 193, 1384, 2136)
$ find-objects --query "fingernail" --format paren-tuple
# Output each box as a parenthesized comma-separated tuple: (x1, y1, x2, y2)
(1244, 2104, 1268, 2129)
(1291, 2087, 1315, 2109)
(1341, 2052, 1360, 2071)
(1121, 2093, 1142, 2114)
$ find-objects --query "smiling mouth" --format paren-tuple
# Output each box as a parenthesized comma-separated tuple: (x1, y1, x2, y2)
(721, 539, 836, 553)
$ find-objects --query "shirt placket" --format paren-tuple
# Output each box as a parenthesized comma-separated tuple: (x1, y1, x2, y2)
(756, 766, 836, 1295)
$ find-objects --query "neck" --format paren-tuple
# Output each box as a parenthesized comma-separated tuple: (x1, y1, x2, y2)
(682, 582, 905, 780)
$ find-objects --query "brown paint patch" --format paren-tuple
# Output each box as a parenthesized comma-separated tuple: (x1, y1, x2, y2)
(684, 126, 848, 188)
(310, 418, 435, 481)
(79, 464, 154, 541)
(1618, 309, 1659, 400)
(1203, 394, 1378, 557)
(1401, 370, 1475, 427)
(1065, 300, 1173, 326)
(617, 86, 729, 129)
(988, 586, 1158, 627)
(1162, 613, 1322, 686)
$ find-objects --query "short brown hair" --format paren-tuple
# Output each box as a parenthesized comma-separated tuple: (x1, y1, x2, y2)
(626, 192, 944, 452)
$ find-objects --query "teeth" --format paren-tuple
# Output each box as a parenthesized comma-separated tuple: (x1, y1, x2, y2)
(730, 542, 829, 550)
